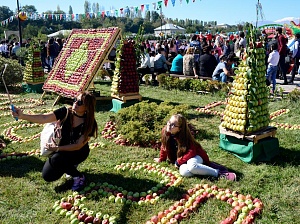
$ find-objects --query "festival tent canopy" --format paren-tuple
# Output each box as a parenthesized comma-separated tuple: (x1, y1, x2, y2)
(47, 30, 72, 38)
(154, 23, 186, 36)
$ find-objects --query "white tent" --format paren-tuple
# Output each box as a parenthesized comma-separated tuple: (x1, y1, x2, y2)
(154, 24, 186, 37)
(47, 30, 72, 38)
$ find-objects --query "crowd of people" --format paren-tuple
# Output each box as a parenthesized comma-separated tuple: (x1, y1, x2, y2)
(0, 36, 65, 71)
(137, 29, 300, 88)
(137, 32, 245, 84)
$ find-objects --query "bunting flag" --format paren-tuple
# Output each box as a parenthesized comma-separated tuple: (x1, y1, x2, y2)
(157, 1, 163, 9)
(152, 2, 156, 10)
(164, 0, 169, 7)
(0, 0, 204, 26)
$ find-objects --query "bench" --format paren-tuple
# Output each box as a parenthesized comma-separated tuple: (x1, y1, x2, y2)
(169, 74, 212, 80)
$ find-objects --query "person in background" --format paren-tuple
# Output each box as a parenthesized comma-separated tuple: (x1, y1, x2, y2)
(199, 45, 218, 78)
(40, 41, 50, 72)
(154, 48, 172, 74)
(214, 49, 220, 63)
(289, 33, 300, 84)
(47, 38, 59, 70)
(276, 27, 288, 85)
(56, 38, 64, 54)
(11, 91, 98, 191)
(212, 53, 235, 82)
(183, 47, 197, 77)
(137, 46, 151, 84)
(266, 43, 280, 94)
(170, 49, 184, 75)
(168, 39, 177, 54)
(11, 42, 20, 59)
(154, 114, 236, 181)
(175, 36, 181, 52)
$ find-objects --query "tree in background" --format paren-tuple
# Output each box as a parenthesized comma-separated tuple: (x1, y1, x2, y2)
(68, 5, 73, 15)
(21, 5, 37, 15)
(0, 6, 13, 21)
(84, 1, 91, 14)
(92, 3, 99, 14)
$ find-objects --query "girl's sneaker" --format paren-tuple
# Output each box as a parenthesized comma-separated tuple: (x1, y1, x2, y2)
(72, 175, 85, 191)
(219, 171, 236, 181)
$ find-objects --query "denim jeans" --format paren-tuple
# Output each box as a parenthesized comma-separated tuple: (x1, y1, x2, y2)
(179, 155, 219, 177)
(266, 65, 277, 92)
(212, 72, 227, 82)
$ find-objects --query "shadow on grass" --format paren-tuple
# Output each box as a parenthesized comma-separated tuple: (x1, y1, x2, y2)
(259, 147, 300, 166)
(0, 156, 44, 177)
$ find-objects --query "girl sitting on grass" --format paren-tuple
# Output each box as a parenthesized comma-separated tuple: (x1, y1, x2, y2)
(154, 114, 236, 181)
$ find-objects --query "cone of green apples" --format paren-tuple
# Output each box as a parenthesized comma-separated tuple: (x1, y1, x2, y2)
(221, 27, 270, 134)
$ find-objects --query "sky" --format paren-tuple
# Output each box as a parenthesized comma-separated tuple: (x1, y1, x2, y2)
(2, 0, 300, 25)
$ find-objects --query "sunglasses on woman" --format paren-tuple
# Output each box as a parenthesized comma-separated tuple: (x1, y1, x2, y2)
(74, 98, 84, 106)
(167, 121, 179, 128)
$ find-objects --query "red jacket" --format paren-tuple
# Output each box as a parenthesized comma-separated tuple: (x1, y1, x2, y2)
(159, 139, 210, 166)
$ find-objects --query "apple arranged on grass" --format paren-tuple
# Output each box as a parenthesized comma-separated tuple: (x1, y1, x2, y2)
(0, 151, 37, 161)
(145, 183, 263, 224)
(2, 122, 42, 143)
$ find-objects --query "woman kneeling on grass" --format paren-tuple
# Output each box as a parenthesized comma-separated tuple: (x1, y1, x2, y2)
(12, 91, 98, 191)
(154, 114, 236, 181)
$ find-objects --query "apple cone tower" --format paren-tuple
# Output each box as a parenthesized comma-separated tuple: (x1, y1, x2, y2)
(221, 30, 270, 134)
(111, 40, 139, 95)
(23, 47, 45, 83)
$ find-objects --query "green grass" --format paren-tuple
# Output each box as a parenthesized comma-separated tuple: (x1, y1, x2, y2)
(0, 84, 300, 224)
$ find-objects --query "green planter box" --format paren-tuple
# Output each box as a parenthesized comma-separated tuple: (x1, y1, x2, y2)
(22, 82, 44, 93)
(219, 133, 279, 163)
(110, 99, 140, 113)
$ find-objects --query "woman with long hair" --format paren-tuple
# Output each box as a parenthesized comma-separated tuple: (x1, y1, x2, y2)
(12, 91, 98, 191)
(154, 114, 236, 180)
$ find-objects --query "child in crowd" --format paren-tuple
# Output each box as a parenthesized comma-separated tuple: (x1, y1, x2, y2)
(154, 114, 236, 181)
(266, 43, 280, 94)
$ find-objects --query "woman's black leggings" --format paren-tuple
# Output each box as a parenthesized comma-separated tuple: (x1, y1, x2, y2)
(42, 147, 89, 182)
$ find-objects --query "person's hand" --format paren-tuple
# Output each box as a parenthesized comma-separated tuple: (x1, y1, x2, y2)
(45, 143, 58, 152)
(153, 158, 160, 163)
(11, 106, 23, 120)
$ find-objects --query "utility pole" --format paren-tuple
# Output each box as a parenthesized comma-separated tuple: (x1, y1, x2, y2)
(17, 0, 22, 47)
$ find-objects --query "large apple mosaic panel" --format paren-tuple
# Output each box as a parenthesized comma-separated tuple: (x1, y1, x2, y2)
(43, 28, 121, 98)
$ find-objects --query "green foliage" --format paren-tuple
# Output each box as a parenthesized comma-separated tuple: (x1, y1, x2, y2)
(287, 88, 300, 102)
(157, 75, 230, 94)
(0, 58, 23, 86)
(115, 101, 189, 146)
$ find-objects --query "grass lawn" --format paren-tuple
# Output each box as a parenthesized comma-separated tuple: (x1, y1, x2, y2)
(0, 83, 300, 224)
